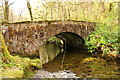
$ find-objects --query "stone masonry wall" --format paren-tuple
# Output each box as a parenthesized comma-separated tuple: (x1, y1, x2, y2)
(1, 21, 96, 57)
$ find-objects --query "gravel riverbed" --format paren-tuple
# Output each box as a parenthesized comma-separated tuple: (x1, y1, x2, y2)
(33, 70, 79, 78)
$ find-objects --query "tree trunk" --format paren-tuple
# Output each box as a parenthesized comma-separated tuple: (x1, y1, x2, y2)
(4, 0, 9, 23)
(67, 8, 71, 20)
(0, 31, 13, 62)
(26, 0, 33, 21)
(101, 2, 105, 13)
(50, 7, 53, 20)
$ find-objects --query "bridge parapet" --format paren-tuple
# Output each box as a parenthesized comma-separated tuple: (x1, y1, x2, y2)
(1, 21, 96, 57)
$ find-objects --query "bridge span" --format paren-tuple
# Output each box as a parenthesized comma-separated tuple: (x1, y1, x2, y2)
(2, 20, 96, 57)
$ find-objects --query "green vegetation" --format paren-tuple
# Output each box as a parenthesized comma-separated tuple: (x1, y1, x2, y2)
(81, 57, 120, 78)
(33, 2, 119, 56)
(33, 2, 118, 22)
(0, 32, 42, 78)
(85, 2, 119, 55)
(0, 1, 119, 78)
(48, 36, 62, 44)
(85, 23, 119, 54)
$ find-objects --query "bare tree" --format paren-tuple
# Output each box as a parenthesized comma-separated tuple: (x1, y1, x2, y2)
(0, 2, 4, 21)
(109, 2, 119, 12)
(18, 9, 24, 21)
(99, 2, 105, 13)
(3, 0, 14, 23)
(4, 0, 9, 22)
(26, 0, 33, 21)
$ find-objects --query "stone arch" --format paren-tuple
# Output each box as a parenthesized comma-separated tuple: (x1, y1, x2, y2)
(55, 32, 85, 52)
(2, 21, 95, 57)
(39, 32, 86, 64)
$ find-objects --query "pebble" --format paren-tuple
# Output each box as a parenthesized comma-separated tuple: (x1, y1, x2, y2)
(33, 70, 79, 78)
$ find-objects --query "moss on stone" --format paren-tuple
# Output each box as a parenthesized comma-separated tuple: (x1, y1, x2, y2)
(0, 32, 42, 78)
(39, 36, 63, 64)
(47, 36, 62, 44)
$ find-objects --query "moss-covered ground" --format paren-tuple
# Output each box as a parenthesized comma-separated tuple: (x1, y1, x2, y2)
(0, 33, 42, 78)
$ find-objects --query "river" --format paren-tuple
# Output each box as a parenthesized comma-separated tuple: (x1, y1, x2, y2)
(34, 51, 120, 78)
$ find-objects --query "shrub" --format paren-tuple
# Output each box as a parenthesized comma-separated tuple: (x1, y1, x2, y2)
(85, 22, 119, 54)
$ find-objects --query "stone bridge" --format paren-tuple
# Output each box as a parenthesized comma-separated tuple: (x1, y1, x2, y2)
(1, 20, 96, 57)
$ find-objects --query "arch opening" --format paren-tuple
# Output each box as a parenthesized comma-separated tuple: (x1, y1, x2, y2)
(55, 32, 85, 52)
(39, 32, 87, 64)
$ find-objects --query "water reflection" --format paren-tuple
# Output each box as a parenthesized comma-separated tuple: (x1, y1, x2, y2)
(43, 51, 120, 78)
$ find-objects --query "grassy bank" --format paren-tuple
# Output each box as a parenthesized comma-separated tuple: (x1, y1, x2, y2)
(0, 33, 42, 78)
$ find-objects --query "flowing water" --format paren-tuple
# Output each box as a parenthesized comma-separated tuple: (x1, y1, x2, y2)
(34, 36, 120, 78)
(38, 51, 120, 78)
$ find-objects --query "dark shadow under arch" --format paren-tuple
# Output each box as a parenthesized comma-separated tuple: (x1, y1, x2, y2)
(55, 32, 85, 52)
